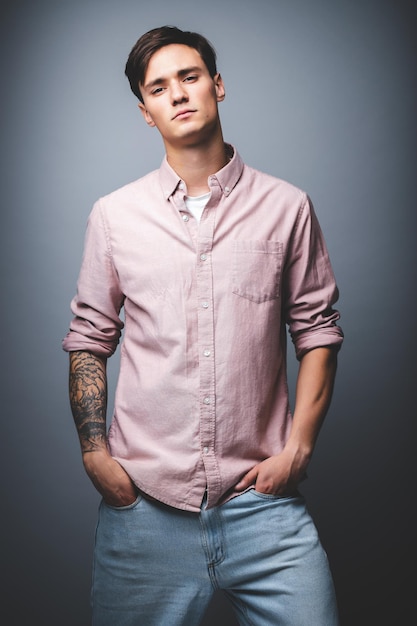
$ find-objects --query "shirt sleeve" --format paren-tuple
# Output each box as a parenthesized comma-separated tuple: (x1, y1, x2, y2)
(62, 200, 124, 357)
(283, 194, 343, 360)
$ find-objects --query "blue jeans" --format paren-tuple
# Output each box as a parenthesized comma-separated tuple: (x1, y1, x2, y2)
(92, 490, 339, 625)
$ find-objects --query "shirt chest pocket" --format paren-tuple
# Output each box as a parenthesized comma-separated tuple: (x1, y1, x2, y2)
(232, 240, 283, 303)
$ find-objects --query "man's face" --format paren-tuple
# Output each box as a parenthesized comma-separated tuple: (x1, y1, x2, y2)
(138, 44, 225, 149)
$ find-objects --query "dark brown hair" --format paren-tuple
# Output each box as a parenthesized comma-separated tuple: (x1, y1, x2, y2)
(125, 26, 218, 103)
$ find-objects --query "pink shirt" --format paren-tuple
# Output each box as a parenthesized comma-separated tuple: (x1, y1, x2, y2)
(62, 146, 343, 512)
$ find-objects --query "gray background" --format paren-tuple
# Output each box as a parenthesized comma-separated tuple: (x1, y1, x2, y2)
(1, 0, 415, 624)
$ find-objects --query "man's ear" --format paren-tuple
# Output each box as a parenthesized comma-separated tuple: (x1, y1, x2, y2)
(214, 73, 225, 102)
(138, 102, 156, 127)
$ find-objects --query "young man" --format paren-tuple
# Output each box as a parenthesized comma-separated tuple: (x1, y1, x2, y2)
(63, 26, 343, 625)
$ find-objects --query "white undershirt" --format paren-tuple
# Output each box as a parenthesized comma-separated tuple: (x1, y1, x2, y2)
(184, 192, 211, 223)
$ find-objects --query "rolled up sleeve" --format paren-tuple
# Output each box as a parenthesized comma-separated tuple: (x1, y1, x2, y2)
(284, 195, 343, 360)
(62, 200, 124, 357)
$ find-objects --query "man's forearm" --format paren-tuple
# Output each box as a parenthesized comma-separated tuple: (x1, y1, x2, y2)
(69, 350, 108, 454)
(287, 346, 338, 457)
(235, 346, 338, 494)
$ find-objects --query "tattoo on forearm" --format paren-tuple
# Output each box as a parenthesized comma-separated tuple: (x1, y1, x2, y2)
(69, 351, 108, 453)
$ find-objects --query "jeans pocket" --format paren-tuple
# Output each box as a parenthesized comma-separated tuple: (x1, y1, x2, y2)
(251, 489, 300, 501)
(103, 493, 143, 511)
(232, 240, 283, 303)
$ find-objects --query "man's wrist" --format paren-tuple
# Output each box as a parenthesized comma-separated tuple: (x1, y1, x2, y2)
(82, 446, 110, 467)
(284, 438, 313, 467)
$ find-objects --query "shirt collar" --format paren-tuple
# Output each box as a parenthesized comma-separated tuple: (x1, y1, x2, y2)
(158, 143, 244, 200)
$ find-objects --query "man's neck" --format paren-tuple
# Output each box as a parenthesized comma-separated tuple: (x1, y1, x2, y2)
(165, 135, 228, 197)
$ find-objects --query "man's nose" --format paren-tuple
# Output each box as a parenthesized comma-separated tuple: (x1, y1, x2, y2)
(170, 81, 188, 105)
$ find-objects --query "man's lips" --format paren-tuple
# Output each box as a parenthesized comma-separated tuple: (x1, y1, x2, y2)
(172, 109, 196, 120)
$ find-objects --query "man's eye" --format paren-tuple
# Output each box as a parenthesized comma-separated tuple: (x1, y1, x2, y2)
(151, 87, 164, 95)
(184, 75, 197, 83)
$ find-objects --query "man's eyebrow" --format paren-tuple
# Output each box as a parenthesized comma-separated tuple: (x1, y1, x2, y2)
(177, 66, 202, 77)
(143, 66, 203, 91)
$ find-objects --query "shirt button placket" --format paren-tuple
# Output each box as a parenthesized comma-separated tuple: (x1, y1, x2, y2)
(196, 185, 221, 501)
(199, 286, 214, 457)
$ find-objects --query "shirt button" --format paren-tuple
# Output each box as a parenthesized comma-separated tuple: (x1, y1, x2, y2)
(200, 253, 207, 261)
(203, 397, 211, 405)
(182, 214, 189, 222)
(203, 349, 211, 357)
(225, 186, 230, 193)
(203, 446, 209, 454)
(202, 301, 209, 309)
(179, 182, 185, 190)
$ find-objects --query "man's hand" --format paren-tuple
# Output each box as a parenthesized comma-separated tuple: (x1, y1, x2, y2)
(234, 442, 311, 495)
(83, 449, 138, 507)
